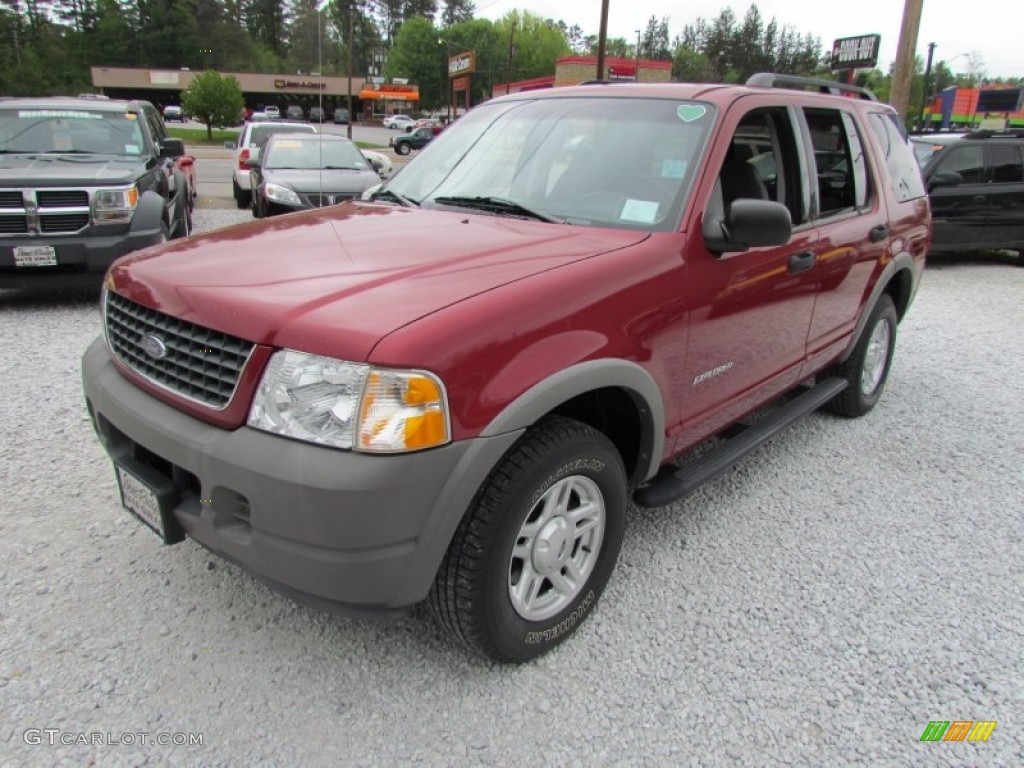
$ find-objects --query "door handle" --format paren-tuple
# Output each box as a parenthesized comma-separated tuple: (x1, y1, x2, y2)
(869, 225, 888, 243)
(788, 251, 815, 273)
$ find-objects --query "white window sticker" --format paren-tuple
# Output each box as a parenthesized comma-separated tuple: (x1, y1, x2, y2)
(18, 110, 103, 120)
(661, 159, 687, 179)
(125, 145, 140, 155)
(620, 199, 660, 224)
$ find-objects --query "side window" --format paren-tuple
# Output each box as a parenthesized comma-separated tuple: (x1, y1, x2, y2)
(868, 113, 928, 203)
(803, 108, 868, 217)
(989, 144, 1023, 183)
(932, 145, 985, 184)
(714, 107, 807, 226)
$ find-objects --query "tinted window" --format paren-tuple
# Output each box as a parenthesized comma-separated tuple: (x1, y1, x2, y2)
(264, 138, 369, 170)
(868, 114, 928, 202)
(933, 145, 985, 184)
(989, 144, 1023, 183)
(249, 123, 316, 146)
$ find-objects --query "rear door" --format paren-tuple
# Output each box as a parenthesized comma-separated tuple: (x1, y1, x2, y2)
(927, 142, 988, 250)
(984, 142, 1024, 250)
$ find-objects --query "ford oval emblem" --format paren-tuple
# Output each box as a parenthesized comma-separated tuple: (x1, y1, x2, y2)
(140, 333, 168, 360)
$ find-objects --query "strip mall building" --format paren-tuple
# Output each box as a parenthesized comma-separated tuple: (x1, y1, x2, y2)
(492, 56, 673, 96)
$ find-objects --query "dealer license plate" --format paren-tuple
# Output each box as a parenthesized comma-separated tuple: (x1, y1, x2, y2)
(13, 245, 57, 267)
(117, 466, 165, 540)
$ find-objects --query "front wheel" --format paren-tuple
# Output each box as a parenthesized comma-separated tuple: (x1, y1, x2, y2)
(429, 416, 627, 662)
(822, 294, 898, 417)
(395, 143, 411, 156)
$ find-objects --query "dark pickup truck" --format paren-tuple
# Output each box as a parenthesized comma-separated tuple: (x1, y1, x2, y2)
(0, 96, 191, 290)
(82, 74, 930, 662)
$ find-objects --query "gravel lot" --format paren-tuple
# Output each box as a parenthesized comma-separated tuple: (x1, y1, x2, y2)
(1, 212, 1022, 766)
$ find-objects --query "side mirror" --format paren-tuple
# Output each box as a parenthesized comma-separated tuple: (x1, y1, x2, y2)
(928, 171, 962, 190)
(705, 199, 792, 255)
(159, 138, 186, 159)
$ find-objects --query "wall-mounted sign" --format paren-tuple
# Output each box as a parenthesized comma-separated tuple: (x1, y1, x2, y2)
(380, 84, 417, 93)
(449, 51, 476, 78)
(830, 35, 881, 70)
(274, 79, 326, 90)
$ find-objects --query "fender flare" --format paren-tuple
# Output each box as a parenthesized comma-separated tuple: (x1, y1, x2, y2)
(838, 250, 916, 363)
(129, 189, 166, 234)
(480, 358, 666, 483)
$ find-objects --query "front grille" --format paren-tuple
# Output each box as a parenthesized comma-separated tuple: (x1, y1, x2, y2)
(306, 193, 354, 207)
(38, 190, 89, 208)
(40, 214, 89, 233)
(0, 191, 22, 208)
(0, 215, 27, 233)
(105, 292, 255, 409)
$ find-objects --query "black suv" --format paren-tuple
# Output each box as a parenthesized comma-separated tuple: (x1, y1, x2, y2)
(0, 96, 192, 289)
(922, 130, 1024, 261)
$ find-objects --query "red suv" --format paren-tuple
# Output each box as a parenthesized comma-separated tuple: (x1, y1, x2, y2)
(82, 74, 930, 662)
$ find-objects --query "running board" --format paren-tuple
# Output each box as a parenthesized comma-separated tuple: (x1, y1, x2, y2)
(633, 377, 848, 508)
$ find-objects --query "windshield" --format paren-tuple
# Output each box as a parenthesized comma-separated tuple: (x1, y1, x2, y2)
(249, 123, 315, 146)
(384, 96, 715, 231)
(0, 108, 146, 156)
(265, 139, 369, 170)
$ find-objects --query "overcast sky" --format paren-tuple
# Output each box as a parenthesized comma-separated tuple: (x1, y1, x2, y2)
(474, 0, 1019, 79)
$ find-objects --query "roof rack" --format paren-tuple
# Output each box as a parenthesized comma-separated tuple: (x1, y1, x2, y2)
(961, 129, 1024, 140)
(745, 73, 878, 101)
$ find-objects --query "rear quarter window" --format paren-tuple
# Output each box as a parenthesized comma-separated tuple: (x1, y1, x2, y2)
(869, 114, 927, 202)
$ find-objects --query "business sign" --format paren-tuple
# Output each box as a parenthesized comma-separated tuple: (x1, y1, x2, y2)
(830, 34, 881, 70)
(274, 79, 326, 90)
(449, 51, 476, 77)
(451, 76, 469, 92)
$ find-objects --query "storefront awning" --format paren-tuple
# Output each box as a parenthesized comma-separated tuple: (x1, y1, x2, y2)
(359, 88, 419, 101)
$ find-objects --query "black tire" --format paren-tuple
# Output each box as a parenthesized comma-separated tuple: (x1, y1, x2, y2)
(233, 179, 250, 209)
(429, 416, 627, 663)
(822, 294, 898, 417)
(172, 197, 190, 239)
(395, 143, 411, 156)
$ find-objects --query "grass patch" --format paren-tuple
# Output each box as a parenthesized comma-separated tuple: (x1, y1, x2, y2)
(167, 127, 238, 146)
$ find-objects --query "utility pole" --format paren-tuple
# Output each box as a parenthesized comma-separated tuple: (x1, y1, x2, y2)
(919, 42, 936, 130)
(889, 0, 924, 121)
(505, 20, 515, 95)
(346, 2, 354, 139)
(595, 0, 609, 81)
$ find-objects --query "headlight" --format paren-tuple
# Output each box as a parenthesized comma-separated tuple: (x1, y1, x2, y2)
(93, 185, 138, 224)
(248, 350, 450, 453)
(264, 182, 302, 206)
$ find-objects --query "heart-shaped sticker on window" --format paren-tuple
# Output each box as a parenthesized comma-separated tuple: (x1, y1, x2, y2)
(676, 105, 706, 123)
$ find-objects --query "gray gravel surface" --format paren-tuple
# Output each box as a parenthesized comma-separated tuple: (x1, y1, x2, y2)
(1, 214, 1021, 766)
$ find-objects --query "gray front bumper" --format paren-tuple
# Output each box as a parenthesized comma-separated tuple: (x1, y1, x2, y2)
(82, 338, 522, 613)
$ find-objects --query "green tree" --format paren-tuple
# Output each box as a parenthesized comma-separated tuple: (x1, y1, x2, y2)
(441, 0, 472, 26)
(386, 15, 443, 110)
(492, 9, 568, 83)
(181, 69, 244, 140)
(442, 16, 498, 104)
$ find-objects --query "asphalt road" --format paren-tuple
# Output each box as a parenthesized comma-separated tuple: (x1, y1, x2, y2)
(0, 224, 1021, 765)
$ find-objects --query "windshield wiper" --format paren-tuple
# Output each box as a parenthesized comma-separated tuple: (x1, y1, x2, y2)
(431, 196, 564, 224)
(42, 149, 99, 155)
(323, 165, 365, 170)
(372, 188, 419, 207)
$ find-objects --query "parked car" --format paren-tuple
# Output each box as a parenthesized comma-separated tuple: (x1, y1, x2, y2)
(82, 73, 929, 662)
(264, 106, 281, 119)
(0, 96, 192, 289)
(383, 114, 415, 130)
(309, 106, 325, 123)
(333, 107, 349, 124)
(228, 120, 318, 208)
(247, 134, 381, 217)
(390, 126, 437, 155)
(909, 131, 968, 166)
(286, 105, 305, 121)
(162, 105, 185, 122)
(920, 130, 1024, 259)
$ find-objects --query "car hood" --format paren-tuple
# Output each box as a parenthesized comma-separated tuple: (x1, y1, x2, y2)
(0, 154, 145, 186)
(108, 202, 649, 362)
(262, 167, 380, 195)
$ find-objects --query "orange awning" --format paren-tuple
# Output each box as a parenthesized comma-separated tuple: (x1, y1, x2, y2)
(359, 89, 419, 101)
